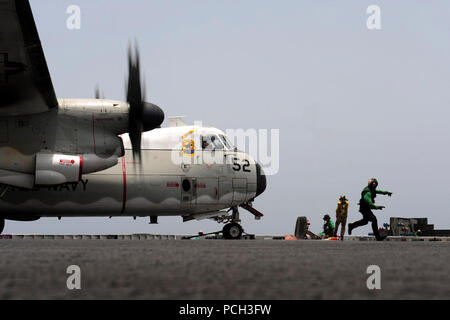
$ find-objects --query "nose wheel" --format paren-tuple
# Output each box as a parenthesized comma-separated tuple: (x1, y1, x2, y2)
(212, 205, 263, 240)
(222, 222, 243, 240)
(222, 207, 243, 240)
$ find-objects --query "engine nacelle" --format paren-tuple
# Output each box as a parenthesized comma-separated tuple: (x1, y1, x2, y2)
(35, 153, 118, 185)
(35, 154, 82, 185)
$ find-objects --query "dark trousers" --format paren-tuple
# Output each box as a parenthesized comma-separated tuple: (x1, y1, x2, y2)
(335, 215, 347, 237)
(351, 207, 382, 240)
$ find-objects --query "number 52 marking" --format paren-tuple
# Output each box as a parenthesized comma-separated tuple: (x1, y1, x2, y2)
(232, 158, 251, 172)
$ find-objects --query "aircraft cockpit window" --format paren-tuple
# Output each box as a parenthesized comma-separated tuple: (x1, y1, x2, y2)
(219, 135, 233, 149)
(202, 135, 224, 150)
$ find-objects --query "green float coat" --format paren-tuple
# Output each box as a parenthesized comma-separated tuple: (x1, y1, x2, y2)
(360, 186, 390, 210)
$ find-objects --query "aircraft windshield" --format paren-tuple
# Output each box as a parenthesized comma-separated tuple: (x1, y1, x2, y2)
(219, 134, 234, 149)
(202, 135, 224, 150)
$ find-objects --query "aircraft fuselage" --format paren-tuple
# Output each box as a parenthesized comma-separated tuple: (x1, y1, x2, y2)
(0, 149, 260, 219)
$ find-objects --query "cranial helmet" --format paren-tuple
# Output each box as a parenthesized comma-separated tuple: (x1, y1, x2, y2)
(368, 178, 378, 187)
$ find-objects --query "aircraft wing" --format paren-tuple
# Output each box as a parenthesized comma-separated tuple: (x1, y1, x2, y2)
(0, 0, 58, 116)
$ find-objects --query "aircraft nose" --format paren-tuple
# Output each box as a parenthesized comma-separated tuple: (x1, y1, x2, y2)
(256, 162, 267, 197)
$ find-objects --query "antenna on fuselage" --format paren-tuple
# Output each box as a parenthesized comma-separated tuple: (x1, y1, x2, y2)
(168, 116, 188, 127)
(94, 84, 104, 99)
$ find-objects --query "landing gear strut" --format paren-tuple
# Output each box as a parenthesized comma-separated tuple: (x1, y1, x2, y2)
(222, 207, 244, 240)
(207, 204, 263, 240)
(0, 184, 7, 235)
(0, 185, 9, 198)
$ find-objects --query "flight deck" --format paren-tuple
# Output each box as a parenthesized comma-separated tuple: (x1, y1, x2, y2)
(0, 237, 449, 300)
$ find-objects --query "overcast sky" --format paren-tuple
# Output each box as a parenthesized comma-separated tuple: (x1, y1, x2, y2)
(7, 0, 450, 235)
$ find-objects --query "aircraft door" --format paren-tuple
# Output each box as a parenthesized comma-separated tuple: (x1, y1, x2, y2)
(219, 179, 233, 205)
(232, 178, 247, 204)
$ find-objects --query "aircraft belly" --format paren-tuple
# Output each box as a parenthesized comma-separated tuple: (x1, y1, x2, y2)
(0, 174, 124, 217)
(125, 174, 182, 214)
(0, 171, 228, 217)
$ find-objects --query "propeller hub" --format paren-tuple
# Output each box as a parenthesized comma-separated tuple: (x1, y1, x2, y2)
(142, 102, 164, 131)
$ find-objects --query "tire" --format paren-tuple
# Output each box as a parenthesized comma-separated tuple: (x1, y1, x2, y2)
(294, 217, 308, 239)
(223, 223, 243, 240)
(0, 219, 4, 234)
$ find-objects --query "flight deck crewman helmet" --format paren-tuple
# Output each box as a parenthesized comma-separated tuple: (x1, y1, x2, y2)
(368, 178, 378, 189)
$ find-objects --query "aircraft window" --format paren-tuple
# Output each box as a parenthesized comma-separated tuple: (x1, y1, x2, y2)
(182, 179, 191, 192)
(202, 135, 224, 150)
(219, 135, 233, 149)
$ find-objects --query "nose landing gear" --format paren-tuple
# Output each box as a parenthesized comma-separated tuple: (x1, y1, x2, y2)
(184, 204, 263, 240)
(220, 204, 264, 239)
(221, 207, 243, 240)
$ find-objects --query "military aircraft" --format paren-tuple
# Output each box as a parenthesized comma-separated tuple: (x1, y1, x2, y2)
(0, 0, 266, 239)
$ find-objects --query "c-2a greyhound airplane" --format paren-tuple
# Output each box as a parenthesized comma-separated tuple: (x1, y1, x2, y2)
(0, 0, 266, 239)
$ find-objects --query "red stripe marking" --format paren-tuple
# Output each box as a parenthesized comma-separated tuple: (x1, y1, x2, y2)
(78, 156, 83, 181)
(92, 113, 97, 154)
(166, 182, 180, 188)
(121, 157, 127, 214)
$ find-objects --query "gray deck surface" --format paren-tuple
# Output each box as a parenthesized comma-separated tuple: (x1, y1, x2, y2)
(0, 239, 449, 299)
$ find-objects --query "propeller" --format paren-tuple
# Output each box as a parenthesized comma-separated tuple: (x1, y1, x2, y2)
(126, 42, 164, 160)
(94, 84, 104, 99)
